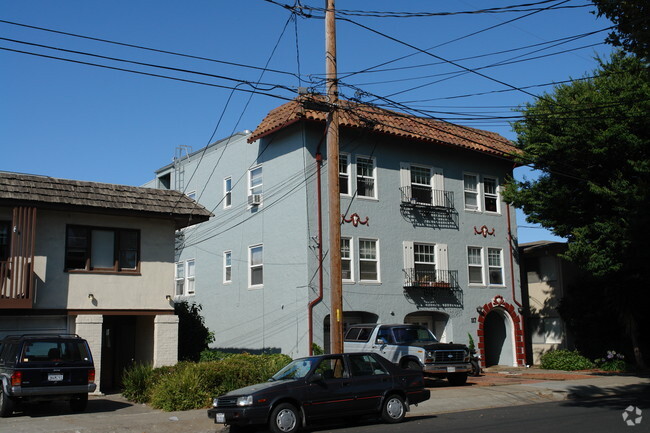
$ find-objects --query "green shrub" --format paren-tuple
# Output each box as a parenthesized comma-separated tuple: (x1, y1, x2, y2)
(540, 349, 595, 371)
(594, 350, 627, 372)
(122, 363, 155, 403)
(312, 343, 324, 355)
(199, 349, 236, 362)
(122, 353, 292, 411)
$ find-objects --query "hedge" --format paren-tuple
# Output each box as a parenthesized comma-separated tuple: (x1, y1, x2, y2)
(122, 353, 292, 411)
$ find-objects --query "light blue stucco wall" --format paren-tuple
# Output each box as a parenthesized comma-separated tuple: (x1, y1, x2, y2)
(156, 124, 522, 362)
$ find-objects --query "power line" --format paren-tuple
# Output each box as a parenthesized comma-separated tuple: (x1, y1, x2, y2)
(0, 19, 301, 79)
(0, 45, 296, 100)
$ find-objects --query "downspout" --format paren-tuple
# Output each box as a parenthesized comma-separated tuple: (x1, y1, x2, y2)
(308, 152, 324, 355)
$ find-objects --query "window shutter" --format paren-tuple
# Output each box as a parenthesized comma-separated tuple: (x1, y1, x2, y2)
(399, 162, 411, 201)
(432, 167, 445, 207)
(403, 241, 414, 286)
(436, 243, 449, 283)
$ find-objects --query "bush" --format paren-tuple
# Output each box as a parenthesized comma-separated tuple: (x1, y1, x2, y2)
(121, 363, 155, 403)
(199, 349, 237, 362)
(540, 349, 595, 371)
(122, 353, 292, 411)
(175, 301, 214, 362)
(594, 350, 627, 372)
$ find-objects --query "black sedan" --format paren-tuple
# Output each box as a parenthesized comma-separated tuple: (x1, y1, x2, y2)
(207, 352, 430, 433)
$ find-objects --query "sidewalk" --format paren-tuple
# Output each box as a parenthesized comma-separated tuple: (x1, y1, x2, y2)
(3, 369, 648, 433)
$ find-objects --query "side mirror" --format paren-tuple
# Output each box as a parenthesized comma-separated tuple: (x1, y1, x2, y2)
(376, 337, 387, 345)
(309, 373, 323, 383)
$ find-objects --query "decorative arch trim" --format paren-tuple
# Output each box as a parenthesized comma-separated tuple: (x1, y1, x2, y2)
(476, 296, 526, 366)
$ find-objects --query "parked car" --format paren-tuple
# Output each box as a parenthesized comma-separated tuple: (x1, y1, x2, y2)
(0, 334, 96, 417)
(207, 352, 430, 433)
(344, 324, 472, 385)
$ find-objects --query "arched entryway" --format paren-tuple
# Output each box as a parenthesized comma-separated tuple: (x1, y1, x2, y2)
(323, 311, 378, 354)
(477, 296, 525, 367)
(404, 312, 450, 342)
(483, 309, 512, 366)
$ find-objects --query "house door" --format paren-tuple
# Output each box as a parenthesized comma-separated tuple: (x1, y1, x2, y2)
(484, 309, 514, 366)
(100, 316, 136, 393)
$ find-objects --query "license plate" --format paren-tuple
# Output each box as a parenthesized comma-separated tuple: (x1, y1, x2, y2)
(216, 413, 225, 423)
(447, 366, 456, 373)
(48, 373, 64, 382)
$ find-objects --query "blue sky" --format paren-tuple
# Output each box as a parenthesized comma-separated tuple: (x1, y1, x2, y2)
(1, 1, 614, 244)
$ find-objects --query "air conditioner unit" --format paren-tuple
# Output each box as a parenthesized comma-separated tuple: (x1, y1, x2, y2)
(248, 194, 262, 206)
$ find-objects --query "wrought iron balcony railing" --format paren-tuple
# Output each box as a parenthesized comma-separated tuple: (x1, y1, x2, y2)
(399, 186, 454, 210)
(403, 268, 459, 289)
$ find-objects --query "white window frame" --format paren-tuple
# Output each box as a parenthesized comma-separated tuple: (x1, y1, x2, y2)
(467, 246, 484, 285)
(463, 173, 480, 212)
(223, 250, 232, 284)
(355, 155, 377, 200)
(248, 165, 263, 206)
(339, 153, 351, 196)
(341, 237, 354, 282)
(483, 176, 500, 214)
(487, 247, 505, 286)
(175, 259, 195, 296)
(223, 177, 232, 209)
(358, 238, 380, 282)
(248, 244, 263, 289)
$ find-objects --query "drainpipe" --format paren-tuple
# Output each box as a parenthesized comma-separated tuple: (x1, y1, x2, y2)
(308, 152, 324, 355)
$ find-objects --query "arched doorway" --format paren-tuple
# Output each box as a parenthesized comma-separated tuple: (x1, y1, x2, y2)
(484, 309, 512, 366)
(405, 312, 450, 342)
(323, 311, 378, 354)
(477, 296, 526, 367)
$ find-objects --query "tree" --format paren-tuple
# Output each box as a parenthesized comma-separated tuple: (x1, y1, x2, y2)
(591, 0, 650, 59)
(505, 53, 650, 367)
(175, 301, 214, 361)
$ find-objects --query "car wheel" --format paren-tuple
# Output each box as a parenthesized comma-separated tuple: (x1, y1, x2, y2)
(447, 373, 468, 386)
(69, 393, 88, 412)
(269, 403, 300, 433)
(381, 394, 406, 423)
(406, 360, 422, 371)
(0, 388, 15, 417)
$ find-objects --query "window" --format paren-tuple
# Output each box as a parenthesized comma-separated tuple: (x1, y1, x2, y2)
(224, 251, 232, 283)
(488, 248, 504, 285)
(464, 173, 479, 211)
(356, 156, 376, 199)
(224, 177, 232, 208)
(410, 166, 432, 204)
(186, 191, 196, 201)
(249, 166, 263, 196)
(249, 244, 263, 287)
(0, 221, 11, 262)
(175, 259, 195, 295)
(359, 239, 379, 281)
(349, 354, 388, 377)
(414, 243, 436, 284)
(484, 177, 499, 212)
(339, 154, 350, 195)
(65, 225, 139, 272)
(467, 246, 483, 285)
(341, 238, 353, 281)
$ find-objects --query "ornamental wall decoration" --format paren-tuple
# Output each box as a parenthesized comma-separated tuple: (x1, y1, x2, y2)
(341, 213, 369, 227)
(474, 225, 495, 237)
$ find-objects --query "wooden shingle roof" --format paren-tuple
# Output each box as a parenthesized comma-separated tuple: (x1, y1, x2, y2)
(248, 95, 519, 159)
(0, 172, 212, 229)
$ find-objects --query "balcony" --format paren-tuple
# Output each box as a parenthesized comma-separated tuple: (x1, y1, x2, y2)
(403, 268, 459, 289)
(400, 186, 454, 211)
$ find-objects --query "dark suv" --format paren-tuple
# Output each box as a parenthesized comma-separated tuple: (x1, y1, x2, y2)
(0, 334, 97, 417)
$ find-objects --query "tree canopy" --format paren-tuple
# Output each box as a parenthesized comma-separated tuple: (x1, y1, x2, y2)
(505, 53, 650, 365)
(591, 0, 650, 59)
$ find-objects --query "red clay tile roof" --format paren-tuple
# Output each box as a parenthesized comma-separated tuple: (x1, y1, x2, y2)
(248, 95, 519, 159)
(0, 172, 212, 229)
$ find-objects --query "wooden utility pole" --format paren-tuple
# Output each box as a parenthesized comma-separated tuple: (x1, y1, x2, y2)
(325, 0, 343, 354)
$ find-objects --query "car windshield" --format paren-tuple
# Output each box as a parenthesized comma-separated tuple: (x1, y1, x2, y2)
(392, 327, 438, 344)
(270, 358, 316, 381)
